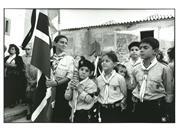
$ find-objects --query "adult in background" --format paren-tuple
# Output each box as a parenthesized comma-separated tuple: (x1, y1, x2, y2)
(22, 44, 38, 120)
(46, 35, 75, 122)
(4, 44, 26, 108)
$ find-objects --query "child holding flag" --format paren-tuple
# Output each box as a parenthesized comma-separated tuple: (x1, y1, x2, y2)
(65, 57, 98, 123)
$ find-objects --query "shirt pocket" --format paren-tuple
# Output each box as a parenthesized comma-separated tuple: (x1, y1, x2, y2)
(55, 62, 69, 77)
(149, 77, 162, 91)
(110, 84, 120, 93)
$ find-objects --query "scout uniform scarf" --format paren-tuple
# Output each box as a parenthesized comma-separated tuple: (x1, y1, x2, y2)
(139, 57, 158, 102)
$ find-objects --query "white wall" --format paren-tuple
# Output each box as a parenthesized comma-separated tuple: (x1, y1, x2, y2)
(5, 9, 26, 56)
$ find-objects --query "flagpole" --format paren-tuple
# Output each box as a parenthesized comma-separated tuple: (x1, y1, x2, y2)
(58, 9, 61, 35)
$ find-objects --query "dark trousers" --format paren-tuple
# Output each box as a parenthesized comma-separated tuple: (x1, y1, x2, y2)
(133, 98, 164, 123)
(125, 89, 134, 122)
(52, 82, 71, 123)
(74, 110, 89, 123)
(99, 101, 124, 123)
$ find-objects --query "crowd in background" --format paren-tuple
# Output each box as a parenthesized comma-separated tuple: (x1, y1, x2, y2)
(4, 35, 175, 123)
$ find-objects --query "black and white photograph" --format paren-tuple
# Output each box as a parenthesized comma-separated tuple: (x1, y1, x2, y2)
(3, 8, 175, 124)
(1, 0, 179, 127)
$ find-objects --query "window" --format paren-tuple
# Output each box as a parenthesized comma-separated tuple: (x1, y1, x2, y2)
(5, 18, 10, 35)
(140, 30, 154, 40)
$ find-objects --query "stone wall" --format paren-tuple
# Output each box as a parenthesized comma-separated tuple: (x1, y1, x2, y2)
(61, 19, 174, 62)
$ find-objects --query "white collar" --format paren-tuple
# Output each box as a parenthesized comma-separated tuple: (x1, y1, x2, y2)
(129, 57, 142, 66)
(79, 77, 89, 85)
(141, 57, 158, 70)
(101, 70, 116, 84)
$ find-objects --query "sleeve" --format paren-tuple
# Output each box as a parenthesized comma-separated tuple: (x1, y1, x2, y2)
(16, 56, 25, 71)
(131, 69, 139, 91)
(66, 56, 75, 79)
(64, 81, 73, 101)
(118, 75, 127, 97)
(79, 81, 97, 104)
(162, 65, 174, 103)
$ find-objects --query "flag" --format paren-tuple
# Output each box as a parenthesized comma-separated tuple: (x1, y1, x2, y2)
(21, 9, 36, 50)
(30, 10, 55, 122)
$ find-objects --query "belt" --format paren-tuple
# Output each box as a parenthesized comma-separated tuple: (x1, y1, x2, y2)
(101, 100, 121, 109)
(137, 97, 165, 104)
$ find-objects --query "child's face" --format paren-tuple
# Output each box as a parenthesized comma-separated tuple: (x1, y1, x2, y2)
(129, 46, 140, 59)
(117, 67, 126, 77)
(101, 55, 115, 72)
(139, 43, 156, 60)
(79, 66, 91, 80)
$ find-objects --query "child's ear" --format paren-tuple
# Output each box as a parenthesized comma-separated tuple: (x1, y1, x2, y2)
(154, 48, 159, 55)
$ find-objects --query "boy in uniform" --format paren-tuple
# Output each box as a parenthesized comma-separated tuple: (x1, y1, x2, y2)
(64, 57, 97, 123)
(123, 41, 141, 121)
(132, 37, 174, 122)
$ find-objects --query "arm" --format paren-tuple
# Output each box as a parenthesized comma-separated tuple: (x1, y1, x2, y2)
(64, 81, 73, 101)
(119, 76, 127, 97)
(15, 56, 25, 70)
(77, 82, 97, 104)
(119, 76, 127, 110)
(162, 66, 174, 103)
(46, 77, 70, 87)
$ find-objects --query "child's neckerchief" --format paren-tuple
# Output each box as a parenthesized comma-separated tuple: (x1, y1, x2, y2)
(139, 57, 158, 102)
(71, 77, 89, 122)
(51, 52, 66, 72)
(100, 70, 116, 104)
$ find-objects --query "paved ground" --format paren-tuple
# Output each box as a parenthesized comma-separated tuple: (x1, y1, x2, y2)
(4, 104, 31, 123)
(12, 116, 32, 123)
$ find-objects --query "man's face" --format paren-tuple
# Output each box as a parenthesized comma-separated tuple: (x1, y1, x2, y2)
(79, 66, 91, 80)
(129, 46, 140, 59)
(139, 43, 156, 60)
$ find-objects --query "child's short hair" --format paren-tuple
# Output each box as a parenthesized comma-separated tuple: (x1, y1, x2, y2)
(115, 63, 130, 79)
(140, 37, 159, 49)
(78, 57, 95, 72)
(128, 41, 140, 51)
(102, 51, 118, 62)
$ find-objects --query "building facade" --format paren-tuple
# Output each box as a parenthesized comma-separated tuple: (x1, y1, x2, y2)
(61, 14, 175, 62)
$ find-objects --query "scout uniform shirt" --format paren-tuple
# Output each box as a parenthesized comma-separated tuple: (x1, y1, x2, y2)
(52, 52, 74, 80)
(123, 57, 142, 90)
(65, 77, 97, 110)
(97, 70, 127, 104)
(132, 58, 174, 102)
